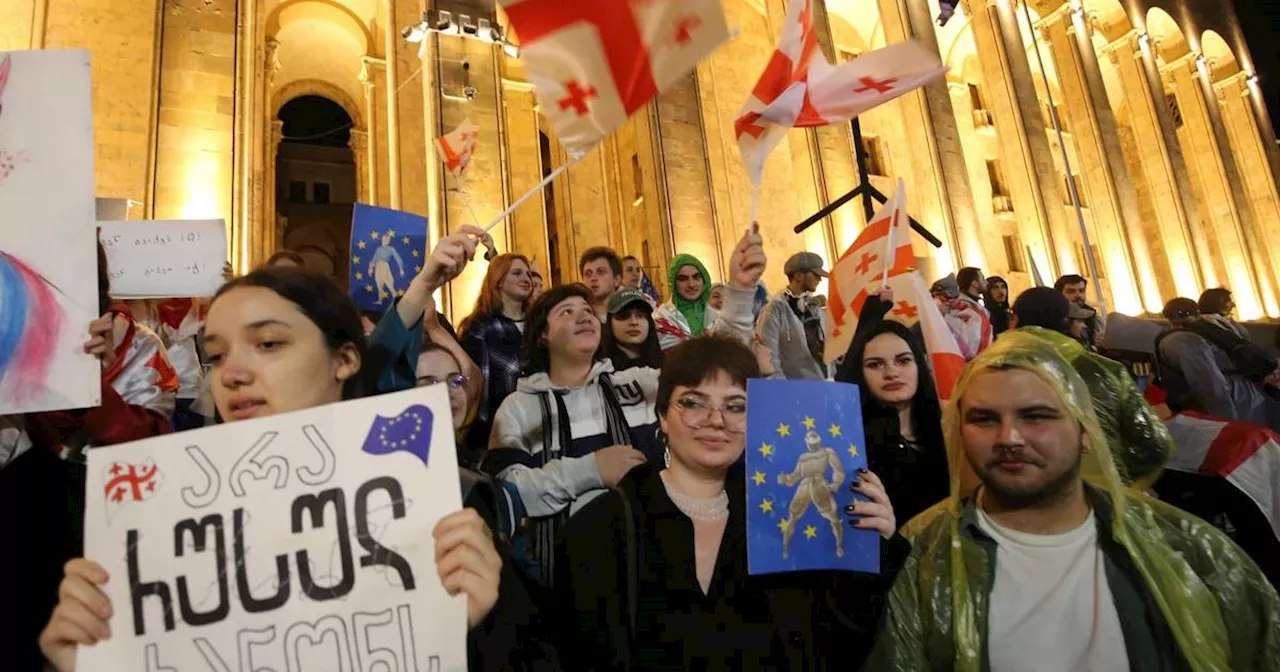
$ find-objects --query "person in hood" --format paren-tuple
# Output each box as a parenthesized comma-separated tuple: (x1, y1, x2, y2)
(983, 275, 1011, 336)
(930, 274, 992, 360)
(1199, 287, 1250, 339)
(655, 253, 718, 350)
(484, 229, 764, 584)
(865, 331, 1280, 671)
(757, 251, 831, 380)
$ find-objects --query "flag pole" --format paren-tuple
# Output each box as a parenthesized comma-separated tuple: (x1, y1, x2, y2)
(482, 153, 584, 234)
(880, 181, 901, 289)
(1020, 1, 1108, 317)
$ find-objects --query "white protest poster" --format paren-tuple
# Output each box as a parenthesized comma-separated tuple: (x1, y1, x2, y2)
(99, 220, 228, 298)
(81, 386, 468, 672)
(0, 49, 100, 413)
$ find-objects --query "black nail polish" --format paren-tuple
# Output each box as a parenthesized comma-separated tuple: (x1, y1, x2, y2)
(858, 468, 869, 475)
(847, 518, 862, 528)
(845, 505, 856, 514)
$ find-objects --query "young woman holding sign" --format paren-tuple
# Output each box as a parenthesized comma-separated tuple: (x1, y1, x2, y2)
(39, 226, 557, 672)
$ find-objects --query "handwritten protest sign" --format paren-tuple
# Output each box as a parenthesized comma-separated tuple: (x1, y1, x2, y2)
(81, 386, 468, 672)
(99, 219, 228, 298)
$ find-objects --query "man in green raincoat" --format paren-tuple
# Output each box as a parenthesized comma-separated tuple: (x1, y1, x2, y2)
(654, 253, 717, 350)
(866, 331, 1280, 672)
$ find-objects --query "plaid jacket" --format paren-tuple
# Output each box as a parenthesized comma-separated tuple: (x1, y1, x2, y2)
(461, 312, 526, 432)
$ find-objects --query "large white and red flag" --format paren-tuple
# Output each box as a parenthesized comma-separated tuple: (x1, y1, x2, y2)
(735, 0, 947, 186)
(824, 182, 965, 400)
(434, 118, 479, 180)
(500, 0, 729, 155)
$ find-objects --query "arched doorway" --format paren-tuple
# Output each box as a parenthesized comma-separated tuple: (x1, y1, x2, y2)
(276, 95, 357, 284)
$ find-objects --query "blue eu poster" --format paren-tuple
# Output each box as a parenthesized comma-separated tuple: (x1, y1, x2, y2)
(348, 203, 428, 312)
(745, 379, 877, 575)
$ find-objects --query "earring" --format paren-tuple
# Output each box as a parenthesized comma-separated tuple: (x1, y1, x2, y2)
(661, 432, 671, 468)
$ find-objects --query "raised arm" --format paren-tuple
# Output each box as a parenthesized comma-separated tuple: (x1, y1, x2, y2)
(423, 293, 483, 424)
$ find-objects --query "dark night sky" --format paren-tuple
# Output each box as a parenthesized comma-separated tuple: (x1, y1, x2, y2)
(1235, 0, 1280, 134)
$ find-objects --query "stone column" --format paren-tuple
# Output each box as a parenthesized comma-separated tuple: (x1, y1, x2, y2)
(877, 0, 981, 272)
(255, 37, 280, 265)
(1038, 8, 1150, 314)
(1217, 72, 1280, 316)
(267, 120, 283, 253)
(1166, 54, 1272, 318)
(349, 129, 369, 206)
(1101, 31, 1202, 299)
(959, 0, 1073, 278)
(382, 0, 402, 209)
(359, 57, 381, 206)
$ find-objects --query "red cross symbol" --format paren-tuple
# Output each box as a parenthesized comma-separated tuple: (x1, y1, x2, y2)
(557, 80, 599, 117)
(437, 137, 467, 172)
(892, 301, 919, 319)
(673, 14, 703, 46)
(505, 0, 661, 114)
(855, 76, 899, 94)
(735, 111, 768, 139)
(854, 252, 879, 275)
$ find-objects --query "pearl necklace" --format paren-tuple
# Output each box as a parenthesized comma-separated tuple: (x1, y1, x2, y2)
(661, 472, 729, 521)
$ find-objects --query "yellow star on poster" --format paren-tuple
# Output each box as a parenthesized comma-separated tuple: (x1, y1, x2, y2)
(354, 271, 364, 280)
(386, 229, 396, 238)
(414, 265, 422, 273)
(397, 289, 406, 297)
(777, 423, 791, 437)
(804, 525, 818, 539)
(752, 470, 766, 486)
(370, 230, 380, 240)
(352, 255, 361, 264)
(777, 519, 789, 532)
(402, 236, 410, 245)
(411, 249, 420, 257)
(357, 240, 367, 249)
(802, 416, 816, 430)
(829, 423, 843, 438)
(758, 443, 774, 458)
(365, 284, 374, 293)
(848, 444, 859, 458)
(759, 499, 774, 514)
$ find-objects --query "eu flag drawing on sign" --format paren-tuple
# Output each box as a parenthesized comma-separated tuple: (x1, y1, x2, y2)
(361, 404, 434, 467)
(349, 203, 429, 312)
(745, 379, 876, 575)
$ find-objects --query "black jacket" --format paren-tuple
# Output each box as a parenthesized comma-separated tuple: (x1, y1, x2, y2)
(551, 462, 910, 671)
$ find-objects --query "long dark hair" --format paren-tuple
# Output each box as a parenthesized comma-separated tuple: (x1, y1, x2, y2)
(211, 266, 368, 400)
(522, 283, 600, 376)
(845, 320, 943, 449)
(601, 304, 664, 371)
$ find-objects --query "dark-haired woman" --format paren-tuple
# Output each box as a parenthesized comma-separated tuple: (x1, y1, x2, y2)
(553, 335, 908, 670)
(38, 226, 557, 672)
(835, 288, 948, 527)
(484, 228, 766, 584)
(602, 288, 664, 371)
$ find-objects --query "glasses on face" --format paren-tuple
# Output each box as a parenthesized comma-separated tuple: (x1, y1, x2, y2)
(673, 396, 747, 432)
(417, 373, 469, 390)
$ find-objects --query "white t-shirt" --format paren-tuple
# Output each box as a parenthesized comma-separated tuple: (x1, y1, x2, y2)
(977, 507, 1130, 672)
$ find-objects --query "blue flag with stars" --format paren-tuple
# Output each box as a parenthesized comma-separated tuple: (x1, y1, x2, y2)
(361, 404, 435, 467)
(349, 203, 429, 312)
(745, 379, 876, 575)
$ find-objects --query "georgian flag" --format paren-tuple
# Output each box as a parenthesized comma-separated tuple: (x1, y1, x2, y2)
(735, 0, 947, 187)
(500, 0, 730, 154)
(824, 182, 964, 399)
(434, 118, 479, 180)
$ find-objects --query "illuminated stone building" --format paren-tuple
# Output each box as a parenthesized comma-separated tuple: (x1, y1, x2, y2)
(3, 0, 1278, 320)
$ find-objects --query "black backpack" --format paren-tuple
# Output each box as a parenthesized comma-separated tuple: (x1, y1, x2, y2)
(1156, 321, 1278, 383)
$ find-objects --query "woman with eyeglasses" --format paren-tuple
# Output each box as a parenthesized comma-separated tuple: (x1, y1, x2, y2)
(552, 334, 908, 671)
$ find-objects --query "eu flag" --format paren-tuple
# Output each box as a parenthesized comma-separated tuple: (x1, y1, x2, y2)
(745, 379, 876, 575)
(361, 404, 435, 467)
(349, 203, 429, 312)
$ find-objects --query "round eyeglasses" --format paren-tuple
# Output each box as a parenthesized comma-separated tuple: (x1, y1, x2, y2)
(417, 373, 469, 390)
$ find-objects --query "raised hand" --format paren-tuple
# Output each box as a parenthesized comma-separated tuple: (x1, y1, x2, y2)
(728, 226, 766, 291)
(421, 225, 488, 292)
(40, 559, 113, 672)
(434, 509, 503, 628)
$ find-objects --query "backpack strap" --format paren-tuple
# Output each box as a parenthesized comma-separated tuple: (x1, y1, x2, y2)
(598, 373, 635, 447)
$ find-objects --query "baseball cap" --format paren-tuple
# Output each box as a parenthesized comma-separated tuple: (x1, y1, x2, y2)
(784, 252, 828, 278)
(930, 274, 960, 298)
(1012, 287, 1071, 328)
(607, 288, 651, 315)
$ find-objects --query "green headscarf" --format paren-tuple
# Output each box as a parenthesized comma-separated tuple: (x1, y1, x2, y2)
(667, 253, 712, 336)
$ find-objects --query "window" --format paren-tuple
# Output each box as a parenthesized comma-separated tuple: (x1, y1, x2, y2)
(631, 154, 644, 205)
(1077, 244, 1106, 279)
(865, 135, 889, 177)
(288, 180, 307, 204)
(314, 182, 331, 205)
(987, 160, 1009, 198)
(1003, 235, 1026, 273)
(1166, 93, 1184, 129)
(968, 83, 987, 113)
(1062, 174, 1087, 207)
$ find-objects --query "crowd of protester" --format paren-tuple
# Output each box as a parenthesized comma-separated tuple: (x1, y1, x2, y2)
(2, 223, 1279, 671)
